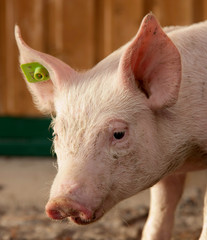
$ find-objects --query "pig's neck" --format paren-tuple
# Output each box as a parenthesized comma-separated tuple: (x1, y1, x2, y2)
(158, 24, 207, 174)
(157, 109, 207, 176)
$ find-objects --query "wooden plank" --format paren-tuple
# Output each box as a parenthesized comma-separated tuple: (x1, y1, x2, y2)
(0, 139, 52, 156)
(95, 0, 143, 61)
(95, 0, 144, 62)
(202, 0, 207, 20)
(0, 117, 53, 156)
(93, 0, 112, 61)
(0, 0, 7, 115)
(193, 0, 204, 22)
(152, 0, 194, 26)
(47, 0, 95, 70)
(0, 117, 52, 138)
(110, 0, 144, 51)
(93, 0, 113, 62)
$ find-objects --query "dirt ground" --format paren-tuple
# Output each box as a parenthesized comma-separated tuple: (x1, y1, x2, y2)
(0, 157, 206, 240)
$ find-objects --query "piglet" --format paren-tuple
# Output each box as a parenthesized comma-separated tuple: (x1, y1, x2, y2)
(15, 14, 207, 240)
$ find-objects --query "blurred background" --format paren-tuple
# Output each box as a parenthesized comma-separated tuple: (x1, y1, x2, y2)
(0, 1, 207, 240)
(1, 0, 207, 156)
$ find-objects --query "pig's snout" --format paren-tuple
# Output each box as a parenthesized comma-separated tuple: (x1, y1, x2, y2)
(45, 197, 95, 224)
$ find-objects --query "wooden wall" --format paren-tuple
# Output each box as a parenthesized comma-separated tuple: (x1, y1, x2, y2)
(1, 0, 207, 117)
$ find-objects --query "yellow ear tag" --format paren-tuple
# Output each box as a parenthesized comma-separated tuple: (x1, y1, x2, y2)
(20, 62, 50, 83)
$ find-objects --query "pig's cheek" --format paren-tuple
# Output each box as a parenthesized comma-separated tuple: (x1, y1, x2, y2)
(109, 140, 132, 159)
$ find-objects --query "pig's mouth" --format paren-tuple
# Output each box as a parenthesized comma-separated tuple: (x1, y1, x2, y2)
(69, 205, 105, 225)
(70, 216, 93, 225)
(69, 210, 99, 225)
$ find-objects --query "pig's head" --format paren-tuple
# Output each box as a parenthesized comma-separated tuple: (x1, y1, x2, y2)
(15, 14, 181, 224)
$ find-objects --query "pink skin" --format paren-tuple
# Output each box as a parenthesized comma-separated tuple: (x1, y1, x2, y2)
(15, 13, 207, 239)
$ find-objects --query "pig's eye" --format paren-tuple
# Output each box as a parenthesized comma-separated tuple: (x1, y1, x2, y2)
(113, 131, 125, 140)
(109, 120, 128, 144)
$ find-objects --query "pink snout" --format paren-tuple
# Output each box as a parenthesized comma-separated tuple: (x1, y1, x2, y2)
(45, 197, 95, 225)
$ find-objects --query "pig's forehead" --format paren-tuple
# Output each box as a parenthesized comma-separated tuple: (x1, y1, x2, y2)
(55, 88, 145, 133)
(55, 71, 117, 113)
(54, 64, 147, 124)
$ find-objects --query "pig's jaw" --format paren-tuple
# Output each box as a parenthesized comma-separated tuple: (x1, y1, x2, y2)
(70, 216, 94, 225)
(70, 207, 103, 225)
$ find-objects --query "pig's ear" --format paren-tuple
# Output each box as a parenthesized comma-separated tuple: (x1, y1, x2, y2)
(118, 14, 181, 110)
(15, 25, 76, 114)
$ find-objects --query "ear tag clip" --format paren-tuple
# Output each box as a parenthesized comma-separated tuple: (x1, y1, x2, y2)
(20, 62, 50, 83)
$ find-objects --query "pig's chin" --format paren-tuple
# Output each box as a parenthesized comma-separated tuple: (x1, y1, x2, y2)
(69, 208, 103, 225)
(70, 196, 115, 225)
(69, 216, 95, 225)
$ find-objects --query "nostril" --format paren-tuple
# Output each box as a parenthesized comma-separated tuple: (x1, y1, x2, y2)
(47, 208, 65, 220)
(92, 213, 96, 220)
(45, 200, 68, 220)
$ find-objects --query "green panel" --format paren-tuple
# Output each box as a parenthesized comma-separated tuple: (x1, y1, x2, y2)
(0, 117, 53, 156)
